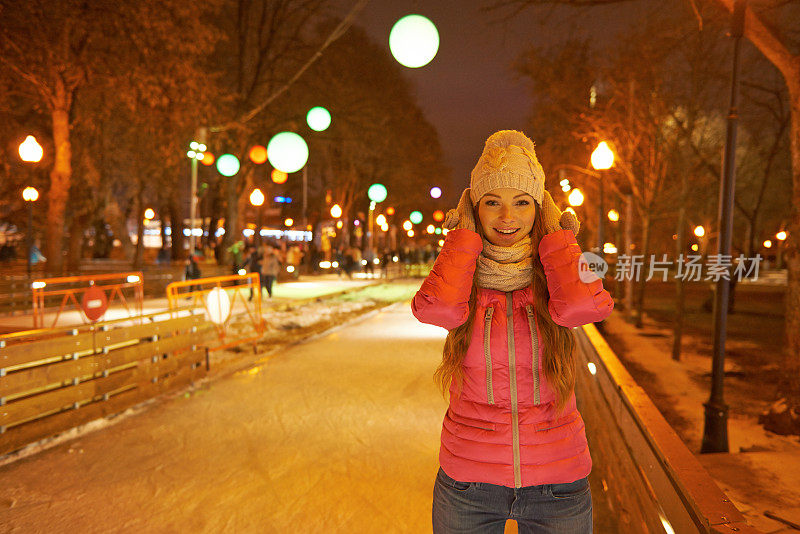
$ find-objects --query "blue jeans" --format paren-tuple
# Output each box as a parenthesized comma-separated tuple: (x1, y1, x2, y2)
(432, 467, 592, 533)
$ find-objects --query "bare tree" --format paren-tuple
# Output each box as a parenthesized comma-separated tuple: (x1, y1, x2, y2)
(495, 0, 800, 430)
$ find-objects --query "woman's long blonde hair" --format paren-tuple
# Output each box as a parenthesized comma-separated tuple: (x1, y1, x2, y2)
(433, 204, 576, 414)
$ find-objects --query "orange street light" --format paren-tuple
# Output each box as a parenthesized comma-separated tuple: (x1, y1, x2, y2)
(19, 135, 43, 163)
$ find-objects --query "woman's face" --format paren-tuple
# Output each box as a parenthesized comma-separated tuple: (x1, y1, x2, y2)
(477, 187, 537, 246)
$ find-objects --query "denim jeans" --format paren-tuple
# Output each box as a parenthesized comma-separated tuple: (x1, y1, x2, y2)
(432, 467, 592, 533)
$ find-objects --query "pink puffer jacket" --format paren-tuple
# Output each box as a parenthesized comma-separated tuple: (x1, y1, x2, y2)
(412, 228, 613, 488)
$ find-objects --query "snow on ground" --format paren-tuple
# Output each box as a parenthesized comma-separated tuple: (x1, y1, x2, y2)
(603, 311, 800, 533)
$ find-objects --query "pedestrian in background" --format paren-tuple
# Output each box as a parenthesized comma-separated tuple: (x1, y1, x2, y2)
(227, 240, 245, 274)
(183, 254, 202, 295)
(246, 246, 261, 301)
(412, 130, 613, 533)
(259, 243, 282, 298)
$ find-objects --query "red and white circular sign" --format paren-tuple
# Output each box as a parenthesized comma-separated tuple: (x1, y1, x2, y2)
(81, 286, 109, 322)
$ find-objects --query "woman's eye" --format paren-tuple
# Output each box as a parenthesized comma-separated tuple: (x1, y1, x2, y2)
(516, 200, 530, 206)
(485, 200, 498, 207)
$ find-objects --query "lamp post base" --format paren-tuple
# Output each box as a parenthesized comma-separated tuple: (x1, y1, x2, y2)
(700, 400, 729, 453)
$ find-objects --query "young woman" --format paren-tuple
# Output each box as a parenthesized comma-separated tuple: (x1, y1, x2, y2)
(412, 130, 613, 533)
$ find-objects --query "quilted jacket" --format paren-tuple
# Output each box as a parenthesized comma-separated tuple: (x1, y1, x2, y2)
(412, 228, 613, 488)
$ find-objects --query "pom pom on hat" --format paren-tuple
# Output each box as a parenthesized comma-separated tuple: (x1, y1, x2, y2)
(469, 130, 545, 206)
(482, 130, 536, 152)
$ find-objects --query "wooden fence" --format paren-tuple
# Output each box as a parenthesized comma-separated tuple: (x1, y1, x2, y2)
(0, 309, 212, 456)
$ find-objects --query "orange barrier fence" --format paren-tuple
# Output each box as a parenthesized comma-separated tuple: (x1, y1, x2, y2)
(31, 272, 144, 330)
(166, 273, 264, 351)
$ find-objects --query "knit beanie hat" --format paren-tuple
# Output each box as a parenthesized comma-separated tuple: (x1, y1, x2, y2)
(469, 130, 545, 206)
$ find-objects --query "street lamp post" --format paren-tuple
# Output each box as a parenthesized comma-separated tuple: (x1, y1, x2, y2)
(187, 128, 208, 255)
(591, 141, 615, 255)
(19, 135, 43, 277)
(702, 0, 746, 454)
(22, 187, 39, 277)
(367, 184, 388, 261)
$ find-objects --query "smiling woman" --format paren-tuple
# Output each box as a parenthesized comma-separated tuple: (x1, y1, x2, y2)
(412, 129, 613, 534)
(477, 188, 537, 246)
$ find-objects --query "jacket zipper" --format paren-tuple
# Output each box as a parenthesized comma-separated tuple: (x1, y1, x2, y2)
(484, 307, 494, 405)
(506, 292, 522, 488)
(525, 305, 540, 405)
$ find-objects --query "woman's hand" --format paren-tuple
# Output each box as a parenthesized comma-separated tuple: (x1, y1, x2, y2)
(443, 188, 477, 233)
(540, 190, 580, 236)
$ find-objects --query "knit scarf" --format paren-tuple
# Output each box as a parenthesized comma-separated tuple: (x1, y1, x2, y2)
(475, 236, 533, 292)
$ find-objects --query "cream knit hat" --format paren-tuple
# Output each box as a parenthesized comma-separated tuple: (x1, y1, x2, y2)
(469, 130, 545, 206)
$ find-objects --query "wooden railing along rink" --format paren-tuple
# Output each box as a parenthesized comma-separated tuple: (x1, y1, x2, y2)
(575, 323, 760, 533)
(0, 309, 212, 457)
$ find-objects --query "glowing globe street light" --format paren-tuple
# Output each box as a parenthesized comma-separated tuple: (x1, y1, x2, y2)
(22, 186, 39, 202)
(249, 145, 268, 164)
(430, 186, 442, 199)
(250, 188, 265, 243)
(591, 142, 614, 170)
(216, 154, 240, 177)
(389, 14, 440, 68)
(306, 107, 332, 132)
(330, 204, 342, 218)
(694, 225, 706, 238)
(409, 211, 423, 225)
(568, 188, 584, 207)
(271, 169, 288, 184)
(200, 152, 215, 166)
(19, 135, 43, 163)
(267, 132, 308, 173)
(368, 183, 388, 203)
(144, 208, 155, 220)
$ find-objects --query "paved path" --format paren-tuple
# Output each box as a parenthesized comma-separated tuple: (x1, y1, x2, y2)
(0, 302, 449, 533)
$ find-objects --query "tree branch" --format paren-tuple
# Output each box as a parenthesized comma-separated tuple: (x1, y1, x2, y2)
(210, 0, 370, 133)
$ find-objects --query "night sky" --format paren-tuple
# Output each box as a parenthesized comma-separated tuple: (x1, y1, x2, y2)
(335, 0, 654, 204)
